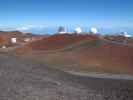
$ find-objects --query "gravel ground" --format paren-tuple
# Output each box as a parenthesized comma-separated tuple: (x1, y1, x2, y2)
(0, 53, 133, 100)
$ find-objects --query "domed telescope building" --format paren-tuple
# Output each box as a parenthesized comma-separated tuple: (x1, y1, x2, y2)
(90, 27, 98, 34)
(75, 26, 82, 34)
(121, 32, 132, 38)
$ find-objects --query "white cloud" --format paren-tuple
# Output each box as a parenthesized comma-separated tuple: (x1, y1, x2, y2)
(16, 26, 29, 31)
(16, 25, 47, 31)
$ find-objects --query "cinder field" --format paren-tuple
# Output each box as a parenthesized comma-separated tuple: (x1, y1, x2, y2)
(0, 34, 133, 100)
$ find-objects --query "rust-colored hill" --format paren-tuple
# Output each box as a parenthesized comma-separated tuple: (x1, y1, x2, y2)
(29, 34, 100, 50)
(33, 41, 133, 74)
(104, 35, 133, 45)
(31, 34, 49, 42)
(0, 31, 24, 37)
(0, 31, 24, 45)
(104, 35, 126, 42)
(65, 42, 133, 74)
(18, 34, 133, 74)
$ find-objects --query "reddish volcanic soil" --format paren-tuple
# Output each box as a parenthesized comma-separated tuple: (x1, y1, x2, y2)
(65, 43, 133, 74)
(17, 34, 133, 74)
(29, 34, 99, 50)
(0, 31, 24, 39)
(0, 31, 23, 44)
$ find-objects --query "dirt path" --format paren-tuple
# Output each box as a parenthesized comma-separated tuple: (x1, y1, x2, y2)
(65, 71, 133, 80)
(0, 53, 133, 100)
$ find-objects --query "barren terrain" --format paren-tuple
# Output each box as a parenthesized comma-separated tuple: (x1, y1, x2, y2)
(0, 34, 133, 100)
(0, 53, 133, 100)
(20, 34, 133, 74)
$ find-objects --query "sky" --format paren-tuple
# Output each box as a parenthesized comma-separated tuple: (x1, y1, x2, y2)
(0, 0, 133, 34)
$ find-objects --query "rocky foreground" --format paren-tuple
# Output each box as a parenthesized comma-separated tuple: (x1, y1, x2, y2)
(0, 53, 133, 100)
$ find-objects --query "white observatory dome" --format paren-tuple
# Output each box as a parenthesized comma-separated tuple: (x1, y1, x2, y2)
(122, 32, 131, 37)
(90, 27, 98, 34)
(11, 38, 17, 43)
(75, 26, 82, 34)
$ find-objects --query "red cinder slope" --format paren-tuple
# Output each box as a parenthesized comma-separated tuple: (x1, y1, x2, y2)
(0, 31, 24, 45)
(63, 42, 133, 74)
(29, 34, 100, 50)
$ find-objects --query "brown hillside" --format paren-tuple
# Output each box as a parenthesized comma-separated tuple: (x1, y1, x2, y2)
(18, 34, 133, 74)
(104, 35, 126, 42)
(69, 42, 133, 73)
(35, 42, 133, 74)
(0, 31, 24, 46)
(104, 35, 133, 45)
(29, 34, 100, 50)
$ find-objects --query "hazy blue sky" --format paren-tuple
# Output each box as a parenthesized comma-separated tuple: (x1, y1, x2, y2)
(0, 0, 133, 34)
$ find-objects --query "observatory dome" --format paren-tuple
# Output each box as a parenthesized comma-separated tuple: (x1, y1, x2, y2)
(90, 27, 98, 34)
(122, 32, 131, 37)
(75, 26, 82, 34)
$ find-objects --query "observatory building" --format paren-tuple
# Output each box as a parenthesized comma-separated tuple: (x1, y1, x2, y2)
(121, 32, 132, 38)
(11, 37, 17, 43)
(75, 26, 82, 34)
(90, 27, 98, 34)
(58, 26, 66, 34)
